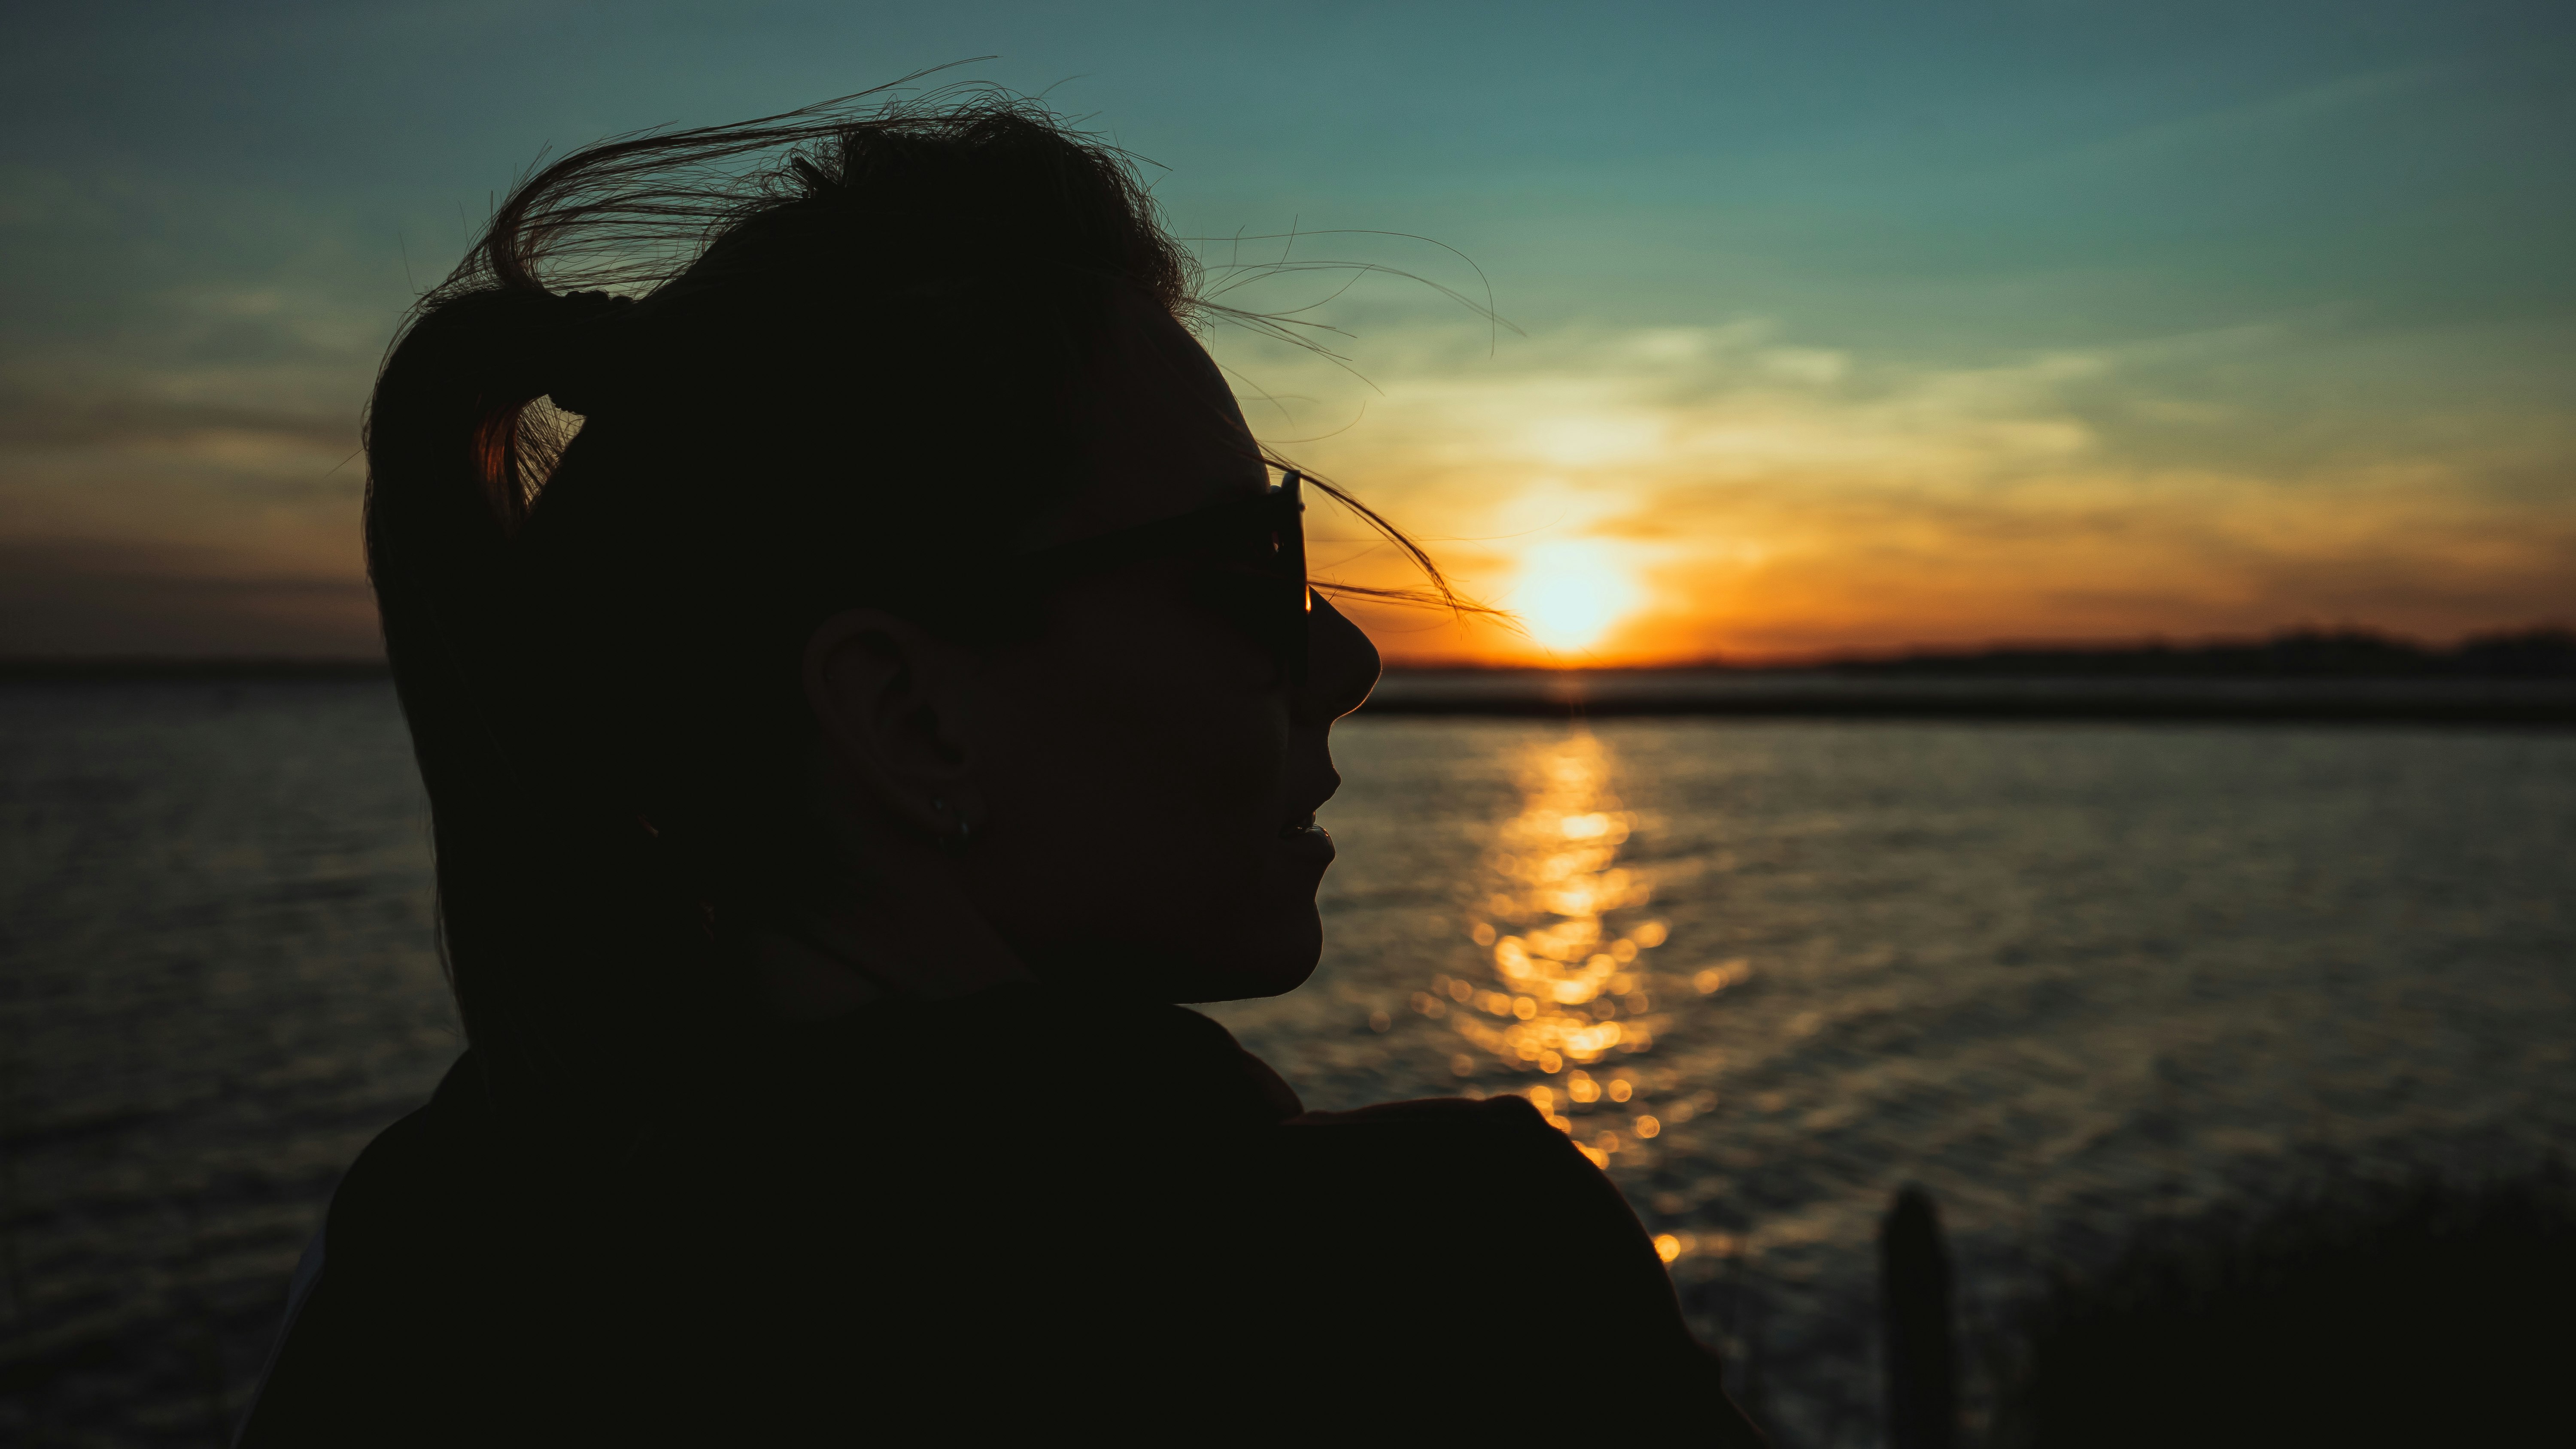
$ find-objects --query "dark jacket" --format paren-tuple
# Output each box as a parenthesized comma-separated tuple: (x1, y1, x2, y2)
(239, 988, 1765, 1443)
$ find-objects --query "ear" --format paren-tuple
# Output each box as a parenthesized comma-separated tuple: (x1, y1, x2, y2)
(802, 608, 981, 842)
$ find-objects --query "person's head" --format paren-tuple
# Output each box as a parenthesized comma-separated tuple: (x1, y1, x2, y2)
(367, 88, 1451, 1103)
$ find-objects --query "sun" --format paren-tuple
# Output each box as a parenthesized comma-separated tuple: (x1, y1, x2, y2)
(1511, 540, 1646, 654)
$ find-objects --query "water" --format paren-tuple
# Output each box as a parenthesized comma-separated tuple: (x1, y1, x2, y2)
(5, 682, 2572, 1446)
(0, 682, 455, 1446)
(1213, 718, 2576, 1443)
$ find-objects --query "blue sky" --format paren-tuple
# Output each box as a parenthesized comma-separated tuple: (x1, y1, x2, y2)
(4, 0, 2570, 658)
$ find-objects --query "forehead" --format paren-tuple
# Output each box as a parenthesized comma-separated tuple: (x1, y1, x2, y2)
(1019, 297, 1267, 552)
(1089, 298, 1257, 458)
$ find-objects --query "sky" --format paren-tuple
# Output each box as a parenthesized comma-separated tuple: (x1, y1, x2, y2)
(3, 0, 2570, 664)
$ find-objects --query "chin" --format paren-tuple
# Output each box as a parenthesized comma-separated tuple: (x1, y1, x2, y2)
(1200, 951, 1318, 1003)
(1224, 903, 1324, 999)
(1034, 904, 1321, 1003)
(1163, 905, 1325, 1004)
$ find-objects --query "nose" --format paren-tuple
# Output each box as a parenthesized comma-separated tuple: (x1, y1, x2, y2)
(1297, 591, 1381, 724)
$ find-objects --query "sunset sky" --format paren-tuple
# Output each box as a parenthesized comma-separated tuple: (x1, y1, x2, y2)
(4, 1, 2570, 664)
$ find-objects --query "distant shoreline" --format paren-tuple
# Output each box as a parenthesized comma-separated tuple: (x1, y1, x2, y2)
(8, 655, 2574, 724)
(1356, 671, 2576, 725)
(0, 658, 394, 682)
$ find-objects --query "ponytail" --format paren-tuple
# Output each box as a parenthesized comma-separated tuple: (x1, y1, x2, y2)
(367, 285, 705, 1113)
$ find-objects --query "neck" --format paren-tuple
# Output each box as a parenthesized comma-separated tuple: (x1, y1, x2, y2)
(750, 864, 1035, 1022)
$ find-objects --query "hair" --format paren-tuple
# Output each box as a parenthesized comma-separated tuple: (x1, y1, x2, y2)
(365, 83, 1464, 1118)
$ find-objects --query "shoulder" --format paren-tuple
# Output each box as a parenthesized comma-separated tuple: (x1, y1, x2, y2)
(314, 1094, 468, 1286)
(239, 1062, 493, 1446)
(1239, 1097, 1759, 1438)
(1263, 1092, 1668, 1300)
(1287, 1090, 1560, 1132)
(321, 1054, 504, 1265)
(1276, 1092, 1598, 1181)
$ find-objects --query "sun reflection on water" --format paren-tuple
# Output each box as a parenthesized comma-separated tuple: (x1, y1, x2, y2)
(1414, 732, 1693, 1175)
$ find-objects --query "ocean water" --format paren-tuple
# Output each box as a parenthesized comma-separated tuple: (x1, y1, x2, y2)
(4, 682, 2573, 1446)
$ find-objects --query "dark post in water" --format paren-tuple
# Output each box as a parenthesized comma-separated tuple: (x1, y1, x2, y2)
(1880, 1185, 1958, 1449)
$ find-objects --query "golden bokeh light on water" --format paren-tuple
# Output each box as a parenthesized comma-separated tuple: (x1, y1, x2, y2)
(1412, 733, 1745, 1210)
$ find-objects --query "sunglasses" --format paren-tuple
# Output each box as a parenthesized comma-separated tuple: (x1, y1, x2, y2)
(1010, 463, 1312, 685)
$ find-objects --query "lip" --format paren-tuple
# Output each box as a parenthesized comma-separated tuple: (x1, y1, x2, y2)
(1275, 818, 1335, 865)
(1282, 777, 1338, 835)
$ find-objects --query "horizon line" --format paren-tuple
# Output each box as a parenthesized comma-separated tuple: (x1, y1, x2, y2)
(6, 622, 2570, 682)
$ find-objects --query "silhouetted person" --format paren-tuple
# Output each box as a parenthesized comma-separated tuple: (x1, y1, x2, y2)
(1880, 1186, 1958, 1449)
(234, 87, 1764, 1444)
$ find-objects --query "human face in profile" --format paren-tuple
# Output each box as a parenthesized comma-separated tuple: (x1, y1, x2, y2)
(800, 296, 1382, 1009)
(957, 299, 1382, 1000)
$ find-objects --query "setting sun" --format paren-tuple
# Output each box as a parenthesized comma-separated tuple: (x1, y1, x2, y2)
(1510, 540, 1646, 653)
